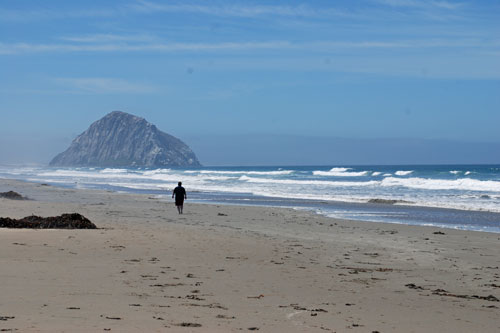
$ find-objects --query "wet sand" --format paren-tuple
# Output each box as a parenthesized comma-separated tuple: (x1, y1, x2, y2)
(0, 178, 499, 332)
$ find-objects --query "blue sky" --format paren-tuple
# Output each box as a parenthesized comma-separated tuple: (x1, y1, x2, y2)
(1, 0, 499, 165)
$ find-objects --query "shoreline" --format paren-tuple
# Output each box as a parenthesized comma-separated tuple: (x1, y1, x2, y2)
(1, 177, 498, 235)
(1, 164, 500, 219)
(3, 175, 500, 233)
(1, 178, 499, 332)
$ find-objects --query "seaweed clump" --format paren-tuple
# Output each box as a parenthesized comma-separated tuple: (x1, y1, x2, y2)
(0, 213, 97, 229)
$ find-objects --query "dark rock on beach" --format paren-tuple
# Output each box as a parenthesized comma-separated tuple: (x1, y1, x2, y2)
(0, 191, 27, 200)
(49, 111, 201, 168)
(0, 213, 97, 229)
(368, 198, 412, 205)
(176, 322, 202, 327)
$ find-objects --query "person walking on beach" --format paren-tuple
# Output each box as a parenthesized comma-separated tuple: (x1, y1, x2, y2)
(172, 181, 187, 214)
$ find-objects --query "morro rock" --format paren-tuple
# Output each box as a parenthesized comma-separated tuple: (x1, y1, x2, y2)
(50, 111, 201, 167)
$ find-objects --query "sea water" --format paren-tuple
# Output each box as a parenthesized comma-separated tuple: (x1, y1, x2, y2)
(1, 165, 499, 232)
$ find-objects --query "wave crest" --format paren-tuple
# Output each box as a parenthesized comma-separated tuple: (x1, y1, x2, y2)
(313, 167, 369, 177)
(184, 170, 294, 176)
(395, 170, 413, 176)
(381, 177, 500, 192)
(240, 175, 378, 187)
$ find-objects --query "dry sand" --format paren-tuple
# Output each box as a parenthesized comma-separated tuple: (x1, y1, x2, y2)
(0, 178, 499, 332)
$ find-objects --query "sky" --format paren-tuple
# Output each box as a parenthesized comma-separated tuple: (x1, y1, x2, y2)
(1, 0, 499, 165)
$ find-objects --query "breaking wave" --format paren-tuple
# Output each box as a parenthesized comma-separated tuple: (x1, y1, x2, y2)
(239, 175, 378, 187)
(184, 170, 294, 175)
(381, 177, 500, 192)
(1, 165, 500, 217)
(395, 170, 413, 176)
(313, 167, 369, 177)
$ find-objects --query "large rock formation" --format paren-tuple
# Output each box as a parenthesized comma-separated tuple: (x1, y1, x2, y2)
(50, 111, 201, 167)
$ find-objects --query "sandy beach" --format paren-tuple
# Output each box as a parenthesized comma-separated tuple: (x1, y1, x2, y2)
(0, 178, 499, 332)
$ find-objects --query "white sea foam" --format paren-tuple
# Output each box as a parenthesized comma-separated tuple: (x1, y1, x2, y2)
(102, 182, 169, 190)
(26, 178, 70, 184)
(331, 167, 351, 172)
(4, 166, 500, 216)
(38, 169, 141, 180)
(148, 173, 234, 182)
(37, 168, 233, 183)
(184, 170, 294, 175)
(239, 175, 378, 187)
(142, 169, 172, 176)
(313, 167, 369, 177)
(464, 171, 472, 175)
(2, 167, 38, 175)
(449, 170, 460, 175)
(28, 168, 500, 194)
(322, 211, 500, 232)
(100, 168, 130, 174)
(201, 186, 372, 204)
(381, 177, 500, 192)
(394, 170, 413, 176)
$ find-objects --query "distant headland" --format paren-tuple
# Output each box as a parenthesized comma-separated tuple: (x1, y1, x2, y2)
(49, 111, 201, 168)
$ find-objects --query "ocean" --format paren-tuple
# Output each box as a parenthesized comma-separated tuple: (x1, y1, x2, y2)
(1, 165, 499, 232)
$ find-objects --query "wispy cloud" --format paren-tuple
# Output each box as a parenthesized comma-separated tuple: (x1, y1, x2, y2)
(0, 0, 469, 25)
(0, 7, 117, 22)
(127, 0, 469, 21)
(0, 38, 489, 55)
(54, 77, 158, 94)
(0, 1, 362, 22)
(127, 1, 351, 18)
(0, 41, 293, 55)
(376, 0, 464, 10)
(59, 34, 157, 43)
(192, 54, 500, 80)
